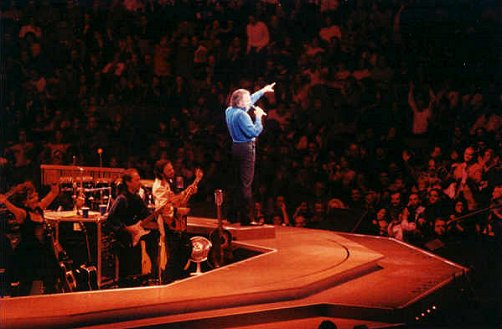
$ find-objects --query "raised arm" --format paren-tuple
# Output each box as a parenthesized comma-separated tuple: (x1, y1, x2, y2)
(408, 82, 418, 112)
(261, 82, 276, 93)
(39, 183, 60, 210)
(280, 202, 291, 226)
(0, 194, 27, 224)
(250, 82, 276, 104)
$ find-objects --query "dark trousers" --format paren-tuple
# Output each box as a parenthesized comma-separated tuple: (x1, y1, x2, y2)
(229, 141, 256, 225)
(117, 229, 159, 285)
(11, 239, 59, 295)
(163, 229, 191, 284)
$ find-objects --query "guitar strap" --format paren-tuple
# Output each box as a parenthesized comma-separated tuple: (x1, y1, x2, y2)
(106, 194, 128, 233)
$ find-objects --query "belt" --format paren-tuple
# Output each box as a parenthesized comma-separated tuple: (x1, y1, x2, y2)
(168, 229, 186, 236)
(233, 140, 255, 145)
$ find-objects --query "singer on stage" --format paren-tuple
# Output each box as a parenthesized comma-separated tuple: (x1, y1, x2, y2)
(225, 82, 275, 226)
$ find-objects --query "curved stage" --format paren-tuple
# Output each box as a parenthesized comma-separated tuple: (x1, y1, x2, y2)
(1, 217, 467, 329)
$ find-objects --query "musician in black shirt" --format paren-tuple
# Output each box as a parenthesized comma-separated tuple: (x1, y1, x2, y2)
(107, 168, 159, 286)
(0, 181, 60, 295)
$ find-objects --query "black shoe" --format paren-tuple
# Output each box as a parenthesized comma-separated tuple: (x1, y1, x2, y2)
(249, 221, 264, 226)
(240, 221, 263, 226)
(146, 278, 160, 286)
(227, 217, 238, 224)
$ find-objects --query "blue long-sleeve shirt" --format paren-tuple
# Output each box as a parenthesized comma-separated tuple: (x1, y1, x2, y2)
(225, 90, 264, 143)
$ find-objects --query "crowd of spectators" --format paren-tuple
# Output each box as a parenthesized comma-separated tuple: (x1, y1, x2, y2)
(1, 0, 501, 251)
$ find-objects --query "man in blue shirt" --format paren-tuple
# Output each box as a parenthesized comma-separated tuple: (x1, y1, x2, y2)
(225, 82, 275, 225)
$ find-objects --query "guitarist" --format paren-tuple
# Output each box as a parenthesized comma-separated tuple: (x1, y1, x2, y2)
(152, 160, 201, 284)
(107, 168, 160, 287)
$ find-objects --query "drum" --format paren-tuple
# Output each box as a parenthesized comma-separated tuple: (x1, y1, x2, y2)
(92, 179, 111, 206)
(59, 176, 74, 192)
(82, 176, 94, 190)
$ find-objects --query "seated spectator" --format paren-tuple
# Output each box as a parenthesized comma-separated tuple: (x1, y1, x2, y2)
(387, 213, 404, 240)
(479, 148, 499, 191)
(470, 101, 502, 135)
(294, 215, 308, 228)
(401, 193, 426, 244)
(306, 200, 327, 229)
(481, 186, 502, 239)
(447, 146, 483, 210)
(423, 188, 448, 231)
(269, 195, 290, 226)
(42, 130, 71, 165)
(432, 217, 448, 240)
(253, 201, 268, 224)
(292, 201, 312, 225)
(347, 188, 365, 209)
(369, 208, 390, 237)
(447, 198, 475, 238)
(387, 192, 404, 221)
(5, 130, 34, 169)
(363, 189, 381, 213)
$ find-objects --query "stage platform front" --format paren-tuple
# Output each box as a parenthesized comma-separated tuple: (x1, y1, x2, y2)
(1, 217, 467, 329)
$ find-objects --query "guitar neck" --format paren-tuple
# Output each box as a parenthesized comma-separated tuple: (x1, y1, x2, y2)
(180, 178, 201, 206)
(79, 222, 93, 265)
(138, 207, 162, 227)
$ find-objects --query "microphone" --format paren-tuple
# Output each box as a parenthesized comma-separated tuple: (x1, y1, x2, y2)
(250, 104, 267, 116)
(97, 148, 103, 167)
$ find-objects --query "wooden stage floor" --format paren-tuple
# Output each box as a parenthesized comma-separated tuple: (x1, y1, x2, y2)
(1, 217, 467, 329)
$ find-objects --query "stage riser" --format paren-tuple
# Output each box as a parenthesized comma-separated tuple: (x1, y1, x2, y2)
(187, 217, 276, 240)
(92, 282, 465, 329)
(1, 226, 467, 329)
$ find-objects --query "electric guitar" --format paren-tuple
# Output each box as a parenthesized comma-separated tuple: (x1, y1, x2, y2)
(125, 204, 167, 247)
(165, 169, 204, 231)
